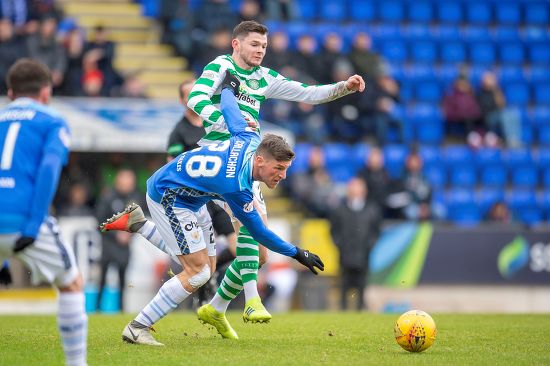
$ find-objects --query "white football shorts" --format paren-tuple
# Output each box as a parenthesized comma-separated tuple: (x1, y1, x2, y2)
(146, 195, 216, 257)
(0, 216, 79, 287)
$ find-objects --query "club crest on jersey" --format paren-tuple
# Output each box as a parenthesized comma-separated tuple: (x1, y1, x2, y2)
(245, 79, 261, 90)
(243, 201, 254, 213)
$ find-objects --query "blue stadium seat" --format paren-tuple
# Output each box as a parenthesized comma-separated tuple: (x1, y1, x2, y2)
(383, 144, 409, 179)
(445, 188, 481, 225)
(403, 64, 432, 81)
(440, 42, 466, 63)
(437, 2, 463, 23)
(543, 169, 550, 188)
(525, 2, 549, 26)
(499, 43, 525, 65)
(461, 26, 491, 43)
(402, 24, 430, 42)
(497, 66, 525, 83)
(410, 41, 437, 63)
(504, 147, 532, 167)
(493, 27, 520, 42)
(534, 83, 550, 104)
(443, 145, 474, 167)
(419, 145, 441, 165)
(229, 0, 242, 12)
(476, 147, 503, 166)
(323, 144, 356, 183)
(504, 83, 530, 106)
(449, 165, 477, 188)
(476, 187, 505, 216)
(288, 143, 312, 175)
(529, 43, 550, 65)
(296, 0, 318, 20)
(407, 1, 433, 23)
(528, 106, 550, 126)
(528, 66, 550, 83)
(538, 125, 550, 146)
(470, 42, 496, 65)
(319, 2, 347, 21)
(511, 164, 538, 188)
(436, 65, 460, 86)
(496, 3, 521, 25)
(380, 41, 408, 63)
(424, 162, 446, 188)
(536, 147, 550, 168)
(353, 143, 371, 167)
(415, 81, 441, 103)
(506, 189, 541, 225)
(285, 21, 309, 49)
(348, 0, 375, 21)
(434, 25, 460, 42)
(379, 1, 404, 22)
(466, 3, 491, 25)
(538, 190, 550, 219)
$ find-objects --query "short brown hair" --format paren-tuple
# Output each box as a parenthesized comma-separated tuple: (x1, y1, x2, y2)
(7, 58, 51, 97)
(256, 134, 294, 162)
(232, 20, 268, 40)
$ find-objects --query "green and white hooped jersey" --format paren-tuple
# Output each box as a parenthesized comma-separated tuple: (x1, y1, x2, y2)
(188, 54, 354, 146)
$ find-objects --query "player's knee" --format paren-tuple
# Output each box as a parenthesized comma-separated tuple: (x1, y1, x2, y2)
(187, 264, 211, 289)
(58, 273, 83, 293)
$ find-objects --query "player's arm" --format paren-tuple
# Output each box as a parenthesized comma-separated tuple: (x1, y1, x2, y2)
(219, 71, 253, 136)
(16, 124, 70, 252)
(223, 192, 324, 274)
(187, 62, 226, 126)
(265, 69, 365, 105)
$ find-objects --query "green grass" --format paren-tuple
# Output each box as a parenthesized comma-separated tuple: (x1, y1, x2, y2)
(1, 312, 549, 365)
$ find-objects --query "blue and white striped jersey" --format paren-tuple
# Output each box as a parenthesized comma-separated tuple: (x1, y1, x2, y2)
(0, 98, 70, 236)
(147, 89, 297, 257)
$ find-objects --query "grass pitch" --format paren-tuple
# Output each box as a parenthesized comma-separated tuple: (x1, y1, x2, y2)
(1, 312, 549, 365)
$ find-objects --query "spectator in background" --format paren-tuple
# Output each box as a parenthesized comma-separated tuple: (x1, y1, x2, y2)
(486, 201, 512, 223)
(357, 146, 390, 213)
(58, 182, 94, 217)
(194, 27, 232, 71)
(28, 0, 63, 22)
(443, 75, 482, 146)
(349, 32, 385, 82)
(289, 146, 340, 218)
(0, 0, 29, 31)
(164, 0, 196, 64)
(112, 72, 148, 98)
(238, 0, 262, 23)
(292, 34, 325, 84)
(95, 168, 144, 313)
(319, 32, 346, 84)
(330, 178, 382, 311)
(262, 31, 292, 71)
(360, 75, 404, 145)
(81, 52, 104, 97)
(477, 71, 522, 148)
(261, 0, 296, 21)
(60, 25, 87, 96)
(194, 0, 237, 36)
(0, 18, 27, 94)
(26, 15, 66, 90)
(402, 151, 433, 221)
(84, 25, 120, 96)
(157, 0, 180, 45)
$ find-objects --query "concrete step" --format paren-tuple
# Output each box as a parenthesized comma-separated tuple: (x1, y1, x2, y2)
(64, 2, 141, 16)
(114, 57, 185, 72)
(145, 86, 184, 100)
(76, 15, 152, 30)
(99, 29, 157, 43)
(138, 71, 194, 84)
(117, 43, 173, 57)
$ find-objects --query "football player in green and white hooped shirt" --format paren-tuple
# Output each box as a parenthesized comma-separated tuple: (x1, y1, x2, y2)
(189, 20, 365, 335)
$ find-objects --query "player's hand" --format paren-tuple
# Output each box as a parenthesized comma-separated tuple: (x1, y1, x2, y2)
(222, 70, 240, 96)
(244, 116, 258, 130)
(0, 264, 12, 286)
(13, 236, 35, 253)
(293, 247, 325, 275)
(345, 74, 365, 92)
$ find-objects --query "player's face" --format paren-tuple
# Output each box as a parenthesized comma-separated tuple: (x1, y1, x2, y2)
(234, 32, 268, 68)
(256, 156, 291, 189)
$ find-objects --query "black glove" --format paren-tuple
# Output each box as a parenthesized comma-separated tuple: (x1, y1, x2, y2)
(293, 247, 325, 275)
(0, 264, 12, 286)
(13, 236, 35, 253)
(222, 70, 240, 96)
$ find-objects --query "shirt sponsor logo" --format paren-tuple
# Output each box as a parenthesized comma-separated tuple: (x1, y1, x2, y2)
(0, 177, 15, 188)
(226, 140, 244, 178)
(236, 92, 257, 107)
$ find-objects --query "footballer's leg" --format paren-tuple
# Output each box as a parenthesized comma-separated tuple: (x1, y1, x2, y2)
(123, 200, 211, 346)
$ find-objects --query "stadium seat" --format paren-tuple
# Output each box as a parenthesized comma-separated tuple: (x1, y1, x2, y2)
(504, 83, 530, 106)
(437, 2, 463, 24)
(440, 42, 467, 63)
(380, 40, 408, 63)
(466, 3, 492, 25)
(352, 143, 370, 167)
(323, 144, 357, 182)
(436, 65, 460, 86)
(445, 188, 481, 226)
(476, 147, 503, 166)
(528, 43, 550, 65)
(480, 164, 508, 188)
(493, 27, 520, 42)
(496, 3, 521, 25)
(504, 147, 532, 167)
(419, 145, 441, 165)
(424, 162, 446, 188)
(379, 1, 404, 22)
(511, 164, 538, 188)
(408, 104, 444, 144)
(476, 188, 505, 215)
(348, 0, 375, 21)
(407, 1, 433, 23)
(538, 190, 550, 218)
(403, 64, 432, 81)
(525, 2, 549, 26)
(538, 125, 550, 146)
(296, 0, 318, 20)
(319, 2, 347, 21)
(499, 43, 525, 65)
(506, 189, 544, 225)
(434, 25, 460, 42)
(402, 24, 430, 42)
(415, 81, 441, 103)
(449, 165, 477, 188)
(536, 147, 550, 168)
(288, 143, 312, 175)
(543, 169, 550, 188)
(443, 145, 474, 167)
(410, 41, 437, 63)
(528, 67, 550, 83)
(497, 66, 525, 83)
(534, 83, 550, 104)
(461, 26, 491, 43)
(383, 144, 408, 179)
(469, 42, 496, 65)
